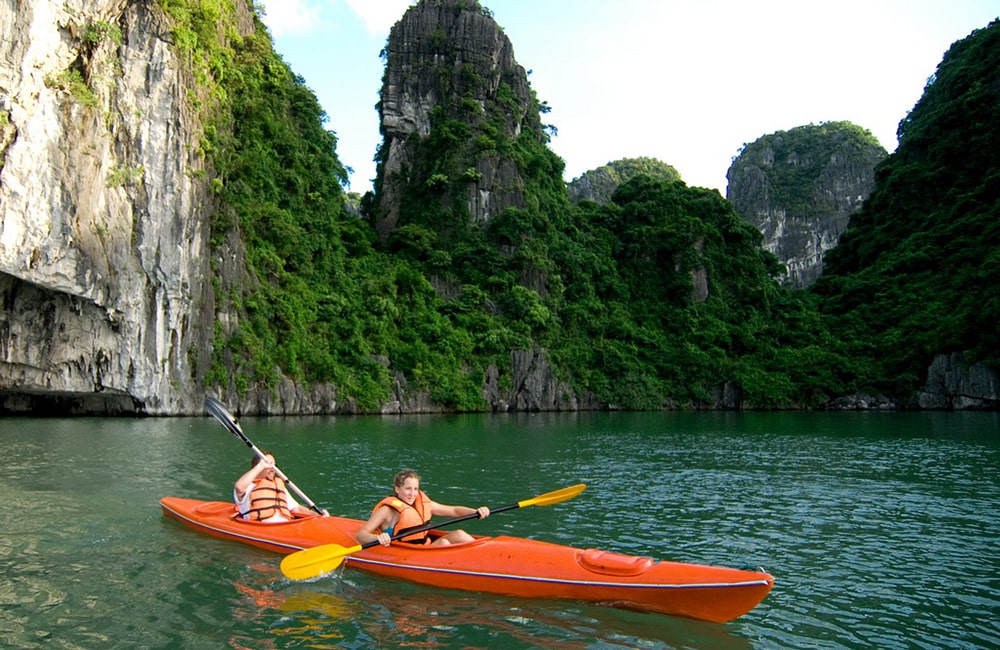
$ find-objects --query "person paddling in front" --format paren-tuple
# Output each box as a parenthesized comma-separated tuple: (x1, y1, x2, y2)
(234, 452, 328, 522)
(356, 469, 490, 546)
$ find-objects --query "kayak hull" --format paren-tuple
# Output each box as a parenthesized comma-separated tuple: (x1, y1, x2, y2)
(160, 497, 773, 623)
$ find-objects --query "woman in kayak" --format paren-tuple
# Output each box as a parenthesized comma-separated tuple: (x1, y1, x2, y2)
(356, 469, 490, 546)
(234, 452, 325, 522)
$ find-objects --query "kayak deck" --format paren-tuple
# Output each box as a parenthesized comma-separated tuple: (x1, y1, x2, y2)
(160, 496, 773, 623)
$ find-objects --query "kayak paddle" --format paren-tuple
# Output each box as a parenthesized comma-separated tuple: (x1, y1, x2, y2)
(280, 482, 587, 581)
(204, 396, 325, 515)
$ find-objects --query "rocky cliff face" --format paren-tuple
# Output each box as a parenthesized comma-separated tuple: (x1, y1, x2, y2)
(726, 122, 887, 288)
(374, 0, 536, 241)
(915, 352, 1000, 410)
(829, 352, 1000, 411)
(0, 0, 222, 414)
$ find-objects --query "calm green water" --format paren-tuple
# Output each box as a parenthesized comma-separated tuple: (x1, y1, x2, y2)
(1, 411, 997, 649)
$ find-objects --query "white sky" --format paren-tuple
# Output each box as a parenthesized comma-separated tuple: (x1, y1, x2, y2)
(258, 0, 998, 195)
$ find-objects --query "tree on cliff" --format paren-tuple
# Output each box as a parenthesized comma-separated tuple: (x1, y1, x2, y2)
(195, 0, 857, 410)
(348, 0, 860, 409)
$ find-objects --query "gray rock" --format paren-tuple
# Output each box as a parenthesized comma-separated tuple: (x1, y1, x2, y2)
(374, 0, 534, 241)
(727, 123, 887, 288)
(914, 352, 1000, 410)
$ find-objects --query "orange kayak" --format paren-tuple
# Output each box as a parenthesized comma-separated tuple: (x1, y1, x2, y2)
(160, 496, 773, 623)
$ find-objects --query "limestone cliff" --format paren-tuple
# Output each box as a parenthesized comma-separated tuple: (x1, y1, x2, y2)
(374, 0, 538, 241)
(726, 122, 887, 288)
(914, 353, 999, 410)
(0, 0, 222, 414)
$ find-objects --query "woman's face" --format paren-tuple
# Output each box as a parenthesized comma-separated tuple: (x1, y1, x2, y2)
(394, 477, 420, 505)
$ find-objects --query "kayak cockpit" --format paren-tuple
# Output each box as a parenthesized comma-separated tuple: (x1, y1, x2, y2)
(386, 530, 493, 549)
(191, 500, 322, 526)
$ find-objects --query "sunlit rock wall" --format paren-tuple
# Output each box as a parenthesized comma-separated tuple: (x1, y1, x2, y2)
(0, 0, 217, 414)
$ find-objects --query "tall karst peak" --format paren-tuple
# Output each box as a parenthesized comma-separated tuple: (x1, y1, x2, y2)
(374, 0, 545, 242)
(726, 122, 887, 288)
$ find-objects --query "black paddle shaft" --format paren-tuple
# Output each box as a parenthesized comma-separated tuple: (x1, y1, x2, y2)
(388, 501, 519, 546)
(204, 397, 324, 515)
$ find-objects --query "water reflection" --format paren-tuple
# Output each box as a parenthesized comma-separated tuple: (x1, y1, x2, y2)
(224, 559, 756, 649)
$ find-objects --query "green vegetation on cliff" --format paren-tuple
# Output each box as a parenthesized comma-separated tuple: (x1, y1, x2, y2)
(173, 0, 996, 410)
(812, 19, 1000, 395)
(160, 0, 388, 405)
(543, 176, 853, 408)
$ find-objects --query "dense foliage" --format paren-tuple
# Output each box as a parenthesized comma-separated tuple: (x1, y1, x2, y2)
(543, 177, 856, 408)
(160, 0, 387, 406)
(812, 19, 1000, 395)
(170, 0, 995, 410)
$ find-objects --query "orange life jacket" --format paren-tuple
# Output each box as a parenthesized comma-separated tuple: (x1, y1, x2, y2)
(375, 490, 432, 543)
(242, 476, 293, 521)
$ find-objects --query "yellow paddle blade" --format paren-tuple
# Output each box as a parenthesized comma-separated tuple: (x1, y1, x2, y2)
(518, 483, 586, 508)
(280, 542, 360, 581)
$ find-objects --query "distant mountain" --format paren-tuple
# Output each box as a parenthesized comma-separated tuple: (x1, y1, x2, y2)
(567, 157, 681, 204)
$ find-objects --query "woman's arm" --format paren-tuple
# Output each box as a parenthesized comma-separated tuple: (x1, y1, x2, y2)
(429, 501, 490, 519)
(355, 506, 396, 545)
(233, 460, 270, 500)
